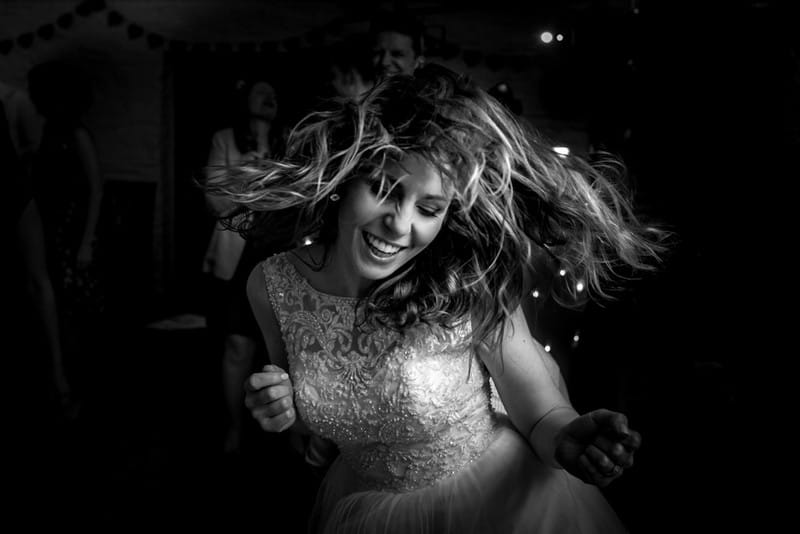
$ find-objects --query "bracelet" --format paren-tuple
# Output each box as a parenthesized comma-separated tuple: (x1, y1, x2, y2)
(526, 405, 575, 437)
(527, 405, 577, 469)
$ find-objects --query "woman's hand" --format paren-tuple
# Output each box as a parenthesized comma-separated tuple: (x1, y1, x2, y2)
(244, 364, 296, 432)
(554, 409, 641, 487)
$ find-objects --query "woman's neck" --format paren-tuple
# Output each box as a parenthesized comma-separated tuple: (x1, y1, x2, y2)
(296, 243, 372, 298)
(249, 118, 271, 153)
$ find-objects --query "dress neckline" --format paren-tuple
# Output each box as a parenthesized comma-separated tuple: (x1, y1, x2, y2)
(281, 252, 361, 303)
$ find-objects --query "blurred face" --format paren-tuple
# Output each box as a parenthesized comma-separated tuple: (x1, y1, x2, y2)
(248, 81, 277, 120)
(372, 31, 420, 77)
(332, 154, 452, 295)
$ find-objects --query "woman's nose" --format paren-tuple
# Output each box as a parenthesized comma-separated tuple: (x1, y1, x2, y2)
(383, 203, 412, 236)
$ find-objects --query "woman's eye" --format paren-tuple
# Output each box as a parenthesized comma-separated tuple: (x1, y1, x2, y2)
(418, 205, 442, 217)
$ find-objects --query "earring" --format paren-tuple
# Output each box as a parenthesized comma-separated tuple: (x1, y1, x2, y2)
(330, 193, 340, 202)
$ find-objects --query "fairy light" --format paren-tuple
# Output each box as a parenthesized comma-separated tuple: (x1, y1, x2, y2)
(576, 280, 585, 292)
(544, 344, 551, 353)
(304, 237, 313, 245)
(540, 31, 554, 44)
(558, 269, 567, 277)
(553, 146, 570, 158)
(556, 33, 564, 42)
(531, 289, 540, 298)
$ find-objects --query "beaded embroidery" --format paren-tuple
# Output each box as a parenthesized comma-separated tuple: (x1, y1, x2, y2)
(262, 253, 499, 492)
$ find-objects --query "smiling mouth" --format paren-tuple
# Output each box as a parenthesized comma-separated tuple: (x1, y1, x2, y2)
(363, 232, 405, 259)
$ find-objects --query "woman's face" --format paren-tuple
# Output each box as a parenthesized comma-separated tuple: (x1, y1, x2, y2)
(248, 81, 277, 120)
(333, 154, 452, 294)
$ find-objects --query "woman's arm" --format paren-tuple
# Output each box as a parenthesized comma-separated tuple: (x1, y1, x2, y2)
(480, 306, 641, 486)
(18, 198, 69, 395)
(74, 127, 103, 268)
(478, 306, 577, 467)
(245, 263, 310, 435)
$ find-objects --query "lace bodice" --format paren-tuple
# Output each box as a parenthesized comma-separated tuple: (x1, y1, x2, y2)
(261, 253, 499, 492)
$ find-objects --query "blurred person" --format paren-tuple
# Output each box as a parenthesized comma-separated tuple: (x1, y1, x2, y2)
(370, 9, 425, 78)
(28, 60, 105, 407)
(202, 74, 287, 455)
(3, 97, 73, 419)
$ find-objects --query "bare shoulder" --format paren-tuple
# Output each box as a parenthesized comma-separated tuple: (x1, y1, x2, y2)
(246, 258, 288, 367)
(246, 260, 268, 296)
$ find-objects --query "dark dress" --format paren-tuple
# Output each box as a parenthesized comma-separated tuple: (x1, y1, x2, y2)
(31, 120, 104, 393)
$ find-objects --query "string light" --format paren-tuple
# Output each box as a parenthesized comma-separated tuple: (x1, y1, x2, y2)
(544, 344, 551, 353)
(558, 269, 567, 277)
(553, 146, 570, 158)
(576, 280, 585, 292)
(571, 330, 581, 348)
(539, 31, 554, 44)
(531, 289, 540, 298)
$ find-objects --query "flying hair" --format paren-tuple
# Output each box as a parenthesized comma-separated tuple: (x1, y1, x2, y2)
(206, 63, 667, 353)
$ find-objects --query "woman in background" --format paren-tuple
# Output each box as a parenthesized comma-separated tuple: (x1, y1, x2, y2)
(202, 74, 286, 455)
(28, 60, 104, 412)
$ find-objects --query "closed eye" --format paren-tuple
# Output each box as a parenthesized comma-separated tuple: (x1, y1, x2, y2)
(418, 205, 444, 217)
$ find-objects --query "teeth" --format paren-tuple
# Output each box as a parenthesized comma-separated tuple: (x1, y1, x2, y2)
(365, 233, 401, 255)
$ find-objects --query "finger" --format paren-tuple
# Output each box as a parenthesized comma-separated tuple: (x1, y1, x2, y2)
(253, 405, 295, 432)
(591, 435, 634, 468)
(621, 429, 642, 452)
(590, 410, 630, 439)
(244, 371, 290, 392)
(584, 444, 621, 478)
(569, 408, 627, 441)
(260, 383, 293, 402)
(244, 384, 293, 410)
(247, 391, 293, 415)
(579, 454, 612, 488)
(252, 400, 293, 425)
(251, 401, 291, 423)
(276, 408, 296, 432)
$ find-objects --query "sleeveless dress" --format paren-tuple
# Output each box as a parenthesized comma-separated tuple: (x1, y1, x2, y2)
(261, 252, 628, 533)
(31, 121, 105, 395)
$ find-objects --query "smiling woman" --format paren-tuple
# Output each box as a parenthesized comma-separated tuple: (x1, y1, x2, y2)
(205, 63, 666, 533)
(323, 155, 451, 296)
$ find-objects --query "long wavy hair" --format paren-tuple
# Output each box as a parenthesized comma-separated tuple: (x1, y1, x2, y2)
(207, 63, 666, 352)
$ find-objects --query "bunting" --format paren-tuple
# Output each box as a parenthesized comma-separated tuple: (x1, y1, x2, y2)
(0, 0, 563, 72)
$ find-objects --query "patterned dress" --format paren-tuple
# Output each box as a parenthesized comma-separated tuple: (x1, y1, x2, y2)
(260, 252, 627, 533)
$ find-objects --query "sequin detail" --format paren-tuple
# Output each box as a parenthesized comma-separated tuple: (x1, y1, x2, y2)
(261, 253, 498, 492)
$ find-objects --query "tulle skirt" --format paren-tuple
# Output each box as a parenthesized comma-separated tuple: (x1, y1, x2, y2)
(309, 421, 627, 533)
